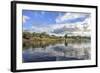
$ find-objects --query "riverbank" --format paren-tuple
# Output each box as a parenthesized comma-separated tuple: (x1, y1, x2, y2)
(23, 32, 91, 48)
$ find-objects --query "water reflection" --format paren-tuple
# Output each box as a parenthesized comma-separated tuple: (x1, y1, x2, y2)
(23, 41, 91, 63)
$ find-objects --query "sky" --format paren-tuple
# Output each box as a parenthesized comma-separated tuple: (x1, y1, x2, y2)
(22, 10, 91, 36)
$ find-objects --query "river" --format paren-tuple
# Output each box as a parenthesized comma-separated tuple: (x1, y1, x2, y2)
(22, 41, 91, 63)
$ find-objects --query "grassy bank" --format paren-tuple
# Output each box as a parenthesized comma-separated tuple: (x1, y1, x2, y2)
(23, 31, 91, 48)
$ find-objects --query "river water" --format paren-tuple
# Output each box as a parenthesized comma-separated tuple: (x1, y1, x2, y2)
(22, 41, 91, 63)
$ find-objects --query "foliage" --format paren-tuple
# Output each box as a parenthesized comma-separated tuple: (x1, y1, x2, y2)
(64, 34, 67, 38)
(23, 31, 91, 48)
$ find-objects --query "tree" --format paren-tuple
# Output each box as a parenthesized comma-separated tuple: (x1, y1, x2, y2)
(40, 32, 49, 38)
(23, 32, 32, 39)
(64, 34, 68, 38)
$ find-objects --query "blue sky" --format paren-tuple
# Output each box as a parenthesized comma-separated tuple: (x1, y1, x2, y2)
(22, 10, 65, 29)
(22, 10, 90, 36)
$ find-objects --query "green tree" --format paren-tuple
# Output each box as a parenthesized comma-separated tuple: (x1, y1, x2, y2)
(23, 32, 32, 39)
(40, 32, 49, 38)
(64, 34, 68, 38)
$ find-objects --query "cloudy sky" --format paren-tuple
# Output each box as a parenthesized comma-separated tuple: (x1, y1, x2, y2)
(22, 10, 91, 36)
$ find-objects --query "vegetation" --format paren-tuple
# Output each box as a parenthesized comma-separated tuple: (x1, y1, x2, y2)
(23, 31, 91, 49)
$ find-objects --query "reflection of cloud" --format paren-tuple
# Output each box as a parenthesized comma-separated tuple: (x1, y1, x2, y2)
(41, 11, 45, 15)
(23, 15, 30, 23)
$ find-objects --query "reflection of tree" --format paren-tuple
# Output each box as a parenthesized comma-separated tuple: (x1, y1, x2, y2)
(23, 40, 64, 49)
(23, 31, 91, 50)
(83, 48, 90, 59)
(64, 41, 68, 46)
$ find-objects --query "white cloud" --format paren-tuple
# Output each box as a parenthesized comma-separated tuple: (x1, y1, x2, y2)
(23, 13, 90, 37)
(27, 25, 51, 33)
(23, 15, 30, 23)
(29, 18, 90, 36)
(52, 15, 91, 36)
(24, 22, 91, 37)
(56, 12, 89, 23)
